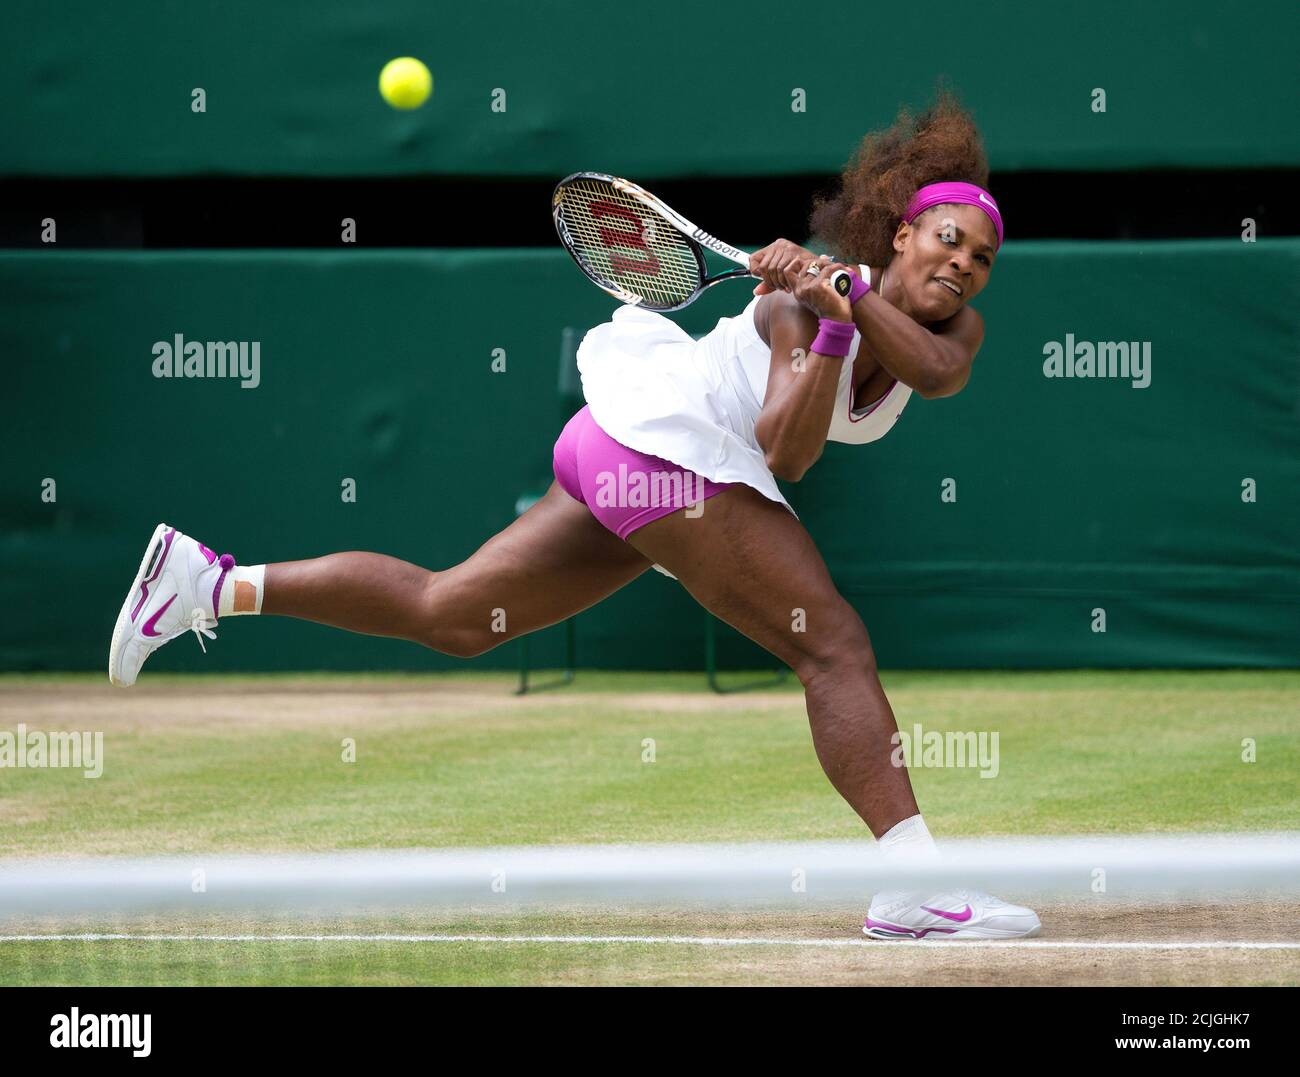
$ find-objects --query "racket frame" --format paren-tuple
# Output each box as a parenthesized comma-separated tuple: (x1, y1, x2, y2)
(553, 171, 752, 310)
(553, 171, 854, 311)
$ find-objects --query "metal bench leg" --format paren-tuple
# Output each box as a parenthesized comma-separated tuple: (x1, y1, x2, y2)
(515, 619, 576, 695)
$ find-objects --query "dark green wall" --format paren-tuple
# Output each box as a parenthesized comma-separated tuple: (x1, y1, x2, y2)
(3, 241, 1298, 672)
(4, 1, 1297, 177)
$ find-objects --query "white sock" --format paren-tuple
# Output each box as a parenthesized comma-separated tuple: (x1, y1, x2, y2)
(218, 564, 265, 617)
(877, 814, 941, 863)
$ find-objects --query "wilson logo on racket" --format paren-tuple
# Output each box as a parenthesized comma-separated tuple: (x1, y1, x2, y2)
(588, 200, 660, 274)
(690, 229, 746, 262)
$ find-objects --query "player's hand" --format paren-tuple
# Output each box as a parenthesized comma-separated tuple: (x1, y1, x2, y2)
(787, 259, 854, 322)
(749, 239, 820, 295)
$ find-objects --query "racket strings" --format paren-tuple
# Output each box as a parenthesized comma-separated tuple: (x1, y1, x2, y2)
(555, 177, 701, 308)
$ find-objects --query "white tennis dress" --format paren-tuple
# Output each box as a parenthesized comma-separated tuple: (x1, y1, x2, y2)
(575, 264, 913, 515)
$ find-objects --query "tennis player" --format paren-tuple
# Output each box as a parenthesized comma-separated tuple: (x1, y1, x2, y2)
(109, 92, 1040, 940)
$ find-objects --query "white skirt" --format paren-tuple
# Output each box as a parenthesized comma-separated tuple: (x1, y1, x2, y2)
(575, 298, 795, 513)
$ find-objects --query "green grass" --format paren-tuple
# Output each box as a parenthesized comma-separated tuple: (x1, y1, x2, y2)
(0, 669, 1296, 856)
(1, 670, 1296, 985)
(2, 906, 1297, 987)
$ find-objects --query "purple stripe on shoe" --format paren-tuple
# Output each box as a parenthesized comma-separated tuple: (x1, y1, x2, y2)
(211, 553, 235, 619)
(197, 542, 218, 565)
(131, 527, 177, 622)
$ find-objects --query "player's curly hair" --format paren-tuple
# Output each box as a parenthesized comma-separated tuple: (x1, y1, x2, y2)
(808, 84, 991, 268)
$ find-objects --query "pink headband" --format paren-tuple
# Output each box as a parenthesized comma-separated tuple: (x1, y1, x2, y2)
(904, 181, 1004, 249)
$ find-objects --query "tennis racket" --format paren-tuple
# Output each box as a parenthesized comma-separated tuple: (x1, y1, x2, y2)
(553, 171, 853, 312)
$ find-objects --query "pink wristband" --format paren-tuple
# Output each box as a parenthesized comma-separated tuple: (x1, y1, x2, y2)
(847, 271, 872, 304)
(811, 318, 855, 357)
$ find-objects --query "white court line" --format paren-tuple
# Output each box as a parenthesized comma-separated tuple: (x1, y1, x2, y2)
(1, 934, 1297, 950)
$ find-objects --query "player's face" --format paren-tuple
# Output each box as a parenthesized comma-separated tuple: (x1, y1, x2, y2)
(893, 204, 997, 319)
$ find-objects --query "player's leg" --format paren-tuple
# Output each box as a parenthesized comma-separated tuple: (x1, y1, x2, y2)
(262, 481, 651, 656)
(108, 482, 651, 685)
(624, 483, 918, 838)
(625, 485, 1041, 939)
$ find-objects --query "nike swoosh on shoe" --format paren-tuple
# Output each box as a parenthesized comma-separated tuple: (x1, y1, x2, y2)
(142, 594, 178, 637)
(920, 903, 973, 922)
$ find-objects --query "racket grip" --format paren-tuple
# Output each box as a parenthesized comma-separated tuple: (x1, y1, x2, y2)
(831, 269, 871, 304)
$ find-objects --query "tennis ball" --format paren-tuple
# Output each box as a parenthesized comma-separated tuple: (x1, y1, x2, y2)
(379, 57, 432, 110)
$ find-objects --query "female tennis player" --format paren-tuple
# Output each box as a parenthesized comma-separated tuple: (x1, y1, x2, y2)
(109, 93, 1040, 940)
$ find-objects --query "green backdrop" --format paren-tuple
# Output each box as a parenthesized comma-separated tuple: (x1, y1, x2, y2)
(3, 240, 1297, 672)
(3, 1, 1298, 178)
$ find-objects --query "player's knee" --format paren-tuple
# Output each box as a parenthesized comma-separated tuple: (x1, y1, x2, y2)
(415, 574, 506, 658)
(422, 624, 504, 659)
(425, 631, 498, 659)
(790, 601, 877, 686)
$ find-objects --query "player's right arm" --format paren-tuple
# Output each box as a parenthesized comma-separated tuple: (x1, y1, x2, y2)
(754, 263, 855, 482)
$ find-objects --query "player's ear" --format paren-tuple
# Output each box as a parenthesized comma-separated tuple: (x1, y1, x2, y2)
(892, 221, 911, 256)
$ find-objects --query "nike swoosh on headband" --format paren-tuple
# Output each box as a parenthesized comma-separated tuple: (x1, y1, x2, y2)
(920, 903, 974, 922)
(142, 594, 178, 637)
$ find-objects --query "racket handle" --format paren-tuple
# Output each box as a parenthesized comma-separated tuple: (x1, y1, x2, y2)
(830, 269, 853, 297)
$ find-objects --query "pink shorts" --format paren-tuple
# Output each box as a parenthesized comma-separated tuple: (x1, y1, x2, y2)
(552, 406, 731, 540)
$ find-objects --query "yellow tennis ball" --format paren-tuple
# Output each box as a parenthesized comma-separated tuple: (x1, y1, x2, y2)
(379, 57, 432, 110)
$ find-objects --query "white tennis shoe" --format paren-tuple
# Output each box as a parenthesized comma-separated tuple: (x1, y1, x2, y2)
(108, 523, 234, 687)
(864, 886, 1042, 940)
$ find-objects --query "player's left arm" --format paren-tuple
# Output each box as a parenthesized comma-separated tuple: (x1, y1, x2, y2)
(921, 304, 984, 398)
(850, 296, 984, 400)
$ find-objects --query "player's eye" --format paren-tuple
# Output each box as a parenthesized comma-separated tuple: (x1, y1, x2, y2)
(941, 230, 991, 267)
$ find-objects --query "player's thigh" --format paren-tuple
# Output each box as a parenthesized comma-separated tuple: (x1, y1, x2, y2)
(429, 480, 651, 651)
(625, 484, 874, 680)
